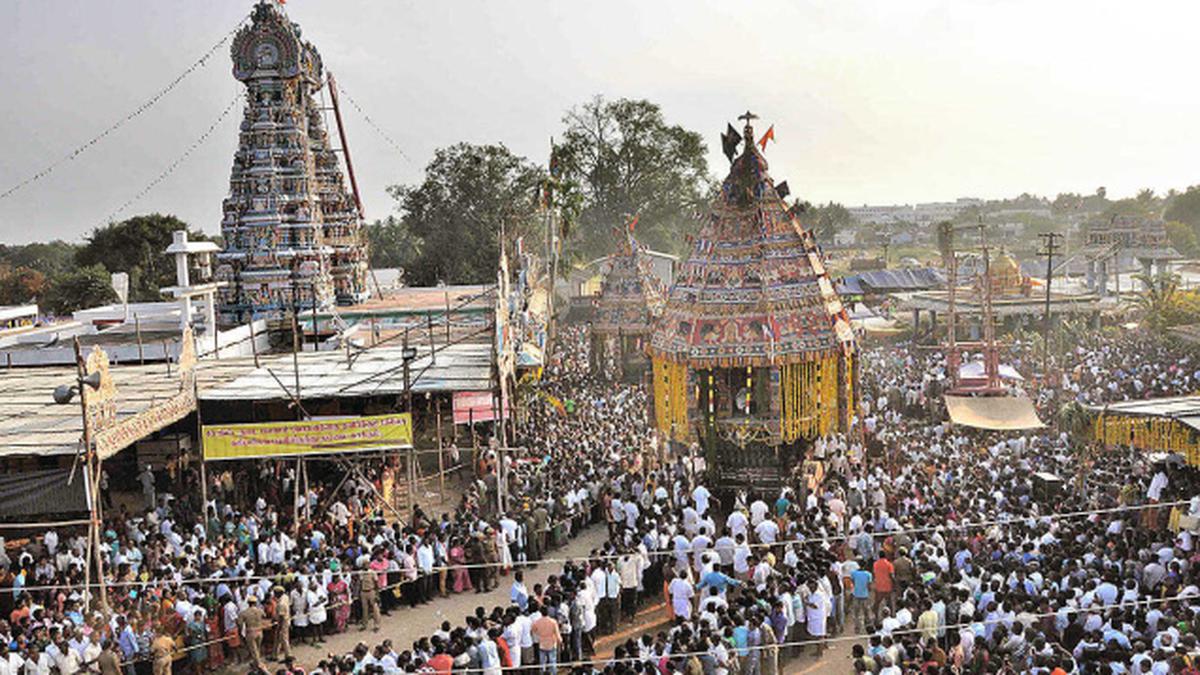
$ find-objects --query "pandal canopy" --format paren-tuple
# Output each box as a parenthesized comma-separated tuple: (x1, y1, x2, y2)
(593, 232, 664, 337)
(647, 115, 857, 445)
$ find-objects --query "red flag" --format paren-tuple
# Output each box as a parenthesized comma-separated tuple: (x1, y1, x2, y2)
(627, 214, 639, 233)
(758, 125, 775, 150)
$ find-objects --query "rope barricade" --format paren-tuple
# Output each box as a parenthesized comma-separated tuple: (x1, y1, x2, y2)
(15, 497, 1191, 596)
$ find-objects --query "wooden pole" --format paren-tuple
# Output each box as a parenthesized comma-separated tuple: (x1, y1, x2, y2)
(407, 446, 417, 516)
(303, 458, 312, 521)
(435, 399, 445, 505)
(326, 72, 364, 218)
(292, 457, 301, 533)
(495, 446, 504, 516)
(195, 366, 208, 518)
(469, 408, 477, 456)
(135, 314, 144, 365)
(444, 291, 452, 342)
(310, 283, 320, 352)
(427, 312, 437, 364)
(249, 316, 260, 369)
(72, 338, 108, 611)
(291, 311, 303, 420)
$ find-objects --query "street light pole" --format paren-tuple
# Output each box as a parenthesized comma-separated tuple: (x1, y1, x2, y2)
(1038, 232, 1063, 380)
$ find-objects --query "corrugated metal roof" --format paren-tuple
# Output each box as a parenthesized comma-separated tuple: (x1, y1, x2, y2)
(200, 342, 493, 402)
(0, 358, 251, 458)
(1089, 395, 1200, 418)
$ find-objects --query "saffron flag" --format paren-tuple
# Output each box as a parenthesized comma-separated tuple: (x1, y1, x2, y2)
(758, 125, 775, 150)
(627, 214, 639, 233)
(543, 392, 567, 416)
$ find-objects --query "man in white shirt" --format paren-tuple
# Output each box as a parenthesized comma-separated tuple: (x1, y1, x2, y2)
(726, 509, 749, 539)
(755, 517, 779, 545)
(749, 498, 770, 526)
(667, 571, 694, 619)
(692, 484, 712, 516)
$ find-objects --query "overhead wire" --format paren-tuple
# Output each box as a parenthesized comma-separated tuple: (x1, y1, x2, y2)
(334, 83, 413, 164)
(0, 15, 249, 203)
(99, 89, 243, 225)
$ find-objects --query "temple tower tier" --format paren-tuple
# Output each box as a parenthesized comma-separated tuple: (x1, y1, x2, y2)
(591, 232, 665, 382)
(216, 1, 369, 324)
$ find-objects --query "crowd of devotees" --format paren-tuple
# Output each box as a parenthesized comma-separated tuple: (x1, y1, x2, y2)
(0, 325, 1198, 675)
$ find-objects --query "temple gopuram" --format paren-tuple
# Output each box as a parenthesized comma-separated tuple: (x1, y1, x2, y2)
(591, 229, 665, 381)
(648, 114, 857, 488)
(215, 1, 369, 324)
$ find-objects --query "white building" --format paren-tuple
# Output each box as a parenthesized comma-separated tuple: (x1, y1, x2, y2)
(849, 197, 981, 225)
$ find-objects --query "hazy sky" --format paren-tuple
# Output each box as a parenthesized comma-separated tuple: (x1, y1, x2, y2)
(1, 0, 1197, 244)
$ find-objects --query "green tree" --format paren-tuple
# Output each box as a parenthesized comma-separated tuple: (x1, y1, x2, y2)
(75, 214, 208, 302)
(366, 216, 424, 272)
(555, 96, 711, 260)
(388, 143, 544, 286)
(0, 241, 80, 278)
(41, 264, 116, 316)
(1131, 271, 1200, 333)
(1165, 220, 1200, 258)
(809, 202, 852, 242)
(1051, 192, 1084, 215)
(1164, 186, 1200, 225)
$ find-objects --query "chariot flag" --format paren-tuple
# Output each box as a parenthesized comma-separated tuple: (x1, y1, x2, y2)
(758, 125, 775, 150)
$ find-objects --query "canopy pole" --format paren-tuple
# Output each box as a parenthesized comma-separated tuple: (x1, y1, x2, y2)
(72, 338, 108, 611)
(436, 399, 445, 505)
(292, 457, 301, 533)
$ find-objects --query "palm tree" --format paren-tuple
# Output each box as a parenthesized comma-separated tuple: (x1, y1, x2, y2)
(1132, 271, 1182, 333)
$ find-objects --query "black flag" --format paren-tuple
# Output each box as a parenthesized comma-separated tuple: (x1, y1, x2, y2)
(775, 181, 790, 199)
(721, 123, 741, 162)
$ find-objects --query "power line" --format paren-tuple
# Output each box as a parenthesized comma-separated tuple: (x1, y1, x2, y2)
(334, 83, 413, 164)
(99, 90, 242, 225)
(0, 15, 249, 203)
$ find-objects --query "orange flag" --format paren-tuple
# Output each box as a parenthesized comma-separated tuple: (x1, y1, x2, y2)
(758, 125, 775, 150)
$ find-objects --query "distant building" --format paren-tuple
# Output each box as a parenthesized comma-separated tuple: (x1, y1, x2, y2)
(1081, 215, 1181, 295)
(848, 197, 980, 225)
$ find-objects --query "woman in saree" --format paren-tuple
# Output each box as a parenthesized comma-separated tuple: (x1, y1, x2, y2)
(327, 573, 351, 633)
(184, 609, 208, 675)
(449, 537, 472, 593)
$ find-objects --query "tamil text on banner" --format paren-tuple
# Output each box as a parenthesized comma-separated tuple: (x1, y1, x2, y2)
(452, 391, 509, 425)
(203, 413, 413, 461)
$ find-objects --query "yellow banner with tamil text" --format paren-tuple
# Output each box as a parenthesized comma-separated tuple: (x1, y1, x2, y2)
(202, 414, 413, 461)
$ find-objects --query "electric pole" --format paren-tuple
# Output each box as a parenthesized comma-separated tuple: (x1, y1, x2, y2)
(1038, 232, 1063, 380)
